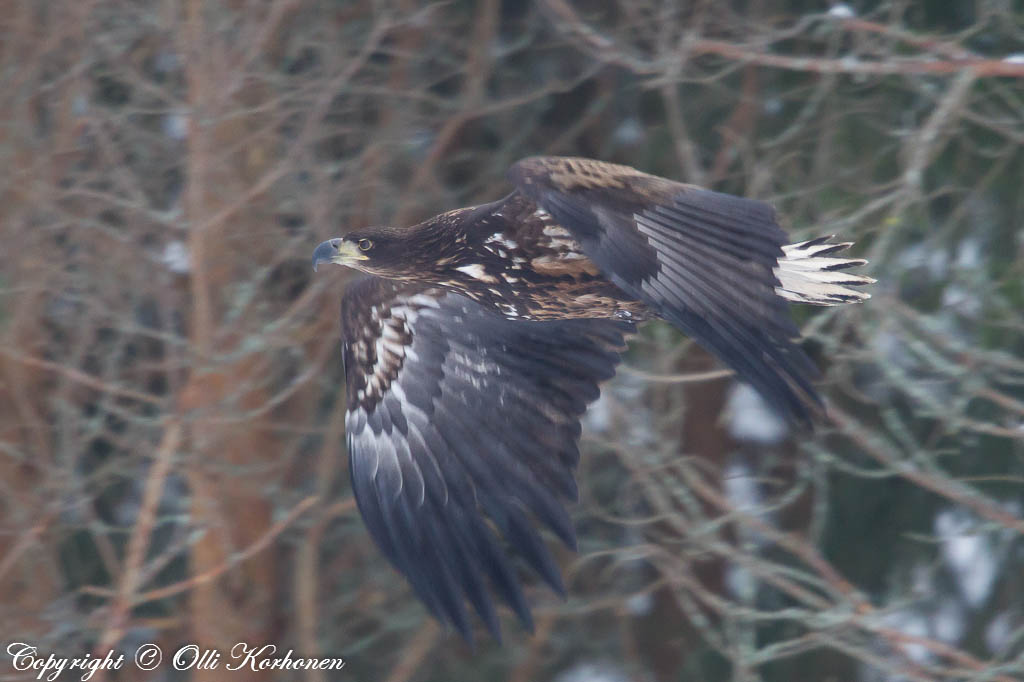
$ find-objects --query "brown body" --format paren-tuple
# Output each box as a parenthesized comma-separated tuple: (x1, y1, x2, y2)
(394, 193, 650, 321)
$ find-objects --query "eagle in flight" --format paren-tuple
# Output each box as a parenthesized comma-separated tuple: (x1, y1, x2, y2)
(312, 157, 873, 641)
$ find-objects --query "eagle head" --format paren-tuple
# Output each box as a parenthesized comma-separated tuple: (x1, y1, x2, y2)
(313, 228, 424, 279)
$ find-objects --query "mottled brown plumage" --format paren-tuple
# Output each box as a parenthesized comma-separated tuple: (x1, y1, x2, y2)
(312, 156, 873, 642)
(339, 191, 647, 322)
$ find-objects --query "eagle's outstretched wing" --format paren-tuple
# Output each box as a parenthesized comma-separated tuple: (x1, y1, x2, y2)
(509, 156, 821, 424)
(340, 275, 632, 641)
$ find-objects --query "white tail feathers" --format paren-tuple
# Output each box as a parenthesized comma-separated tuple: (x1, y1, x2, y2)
(775, 236, 875, 306)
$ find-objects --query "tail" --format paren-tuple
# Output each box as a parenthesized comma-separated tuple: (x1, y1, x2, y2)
(775, 236, 875, 306)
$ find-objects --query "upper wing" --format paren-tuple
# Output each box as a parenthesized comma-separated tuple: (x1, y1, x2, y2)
(509, 156, 821, 425)
(340, 275, 632, 641)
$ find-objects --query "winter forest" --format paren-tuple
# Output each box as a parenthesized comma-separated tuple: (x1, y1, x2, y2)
(1, 1, 1022, 681)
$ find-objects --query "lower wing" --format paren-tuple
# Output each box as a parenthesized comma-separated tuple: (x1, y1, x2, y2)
(339, 275, 633, 641)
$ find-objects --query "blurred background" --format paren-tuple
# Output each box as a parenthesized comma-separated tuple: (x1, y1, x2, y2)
(1, 1, 1022, 680)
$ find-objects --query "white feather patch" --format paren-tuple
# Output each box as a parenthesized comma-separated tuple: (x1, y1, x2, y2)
(775, 238, 875, 305)
(456, 263, 498, 283)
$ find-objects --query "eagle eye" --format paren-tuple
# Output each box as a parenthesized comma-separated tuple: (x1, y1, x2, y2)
(357, 239, 373, 252)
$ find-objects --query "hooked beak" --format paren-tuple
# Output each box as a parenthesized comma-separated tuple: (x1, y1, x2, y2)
(312, 238, 368, 271)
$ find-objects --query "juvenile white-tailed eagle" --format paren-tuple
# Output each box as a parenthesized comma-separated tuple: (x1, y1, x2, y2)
(312, 157, 873, 641)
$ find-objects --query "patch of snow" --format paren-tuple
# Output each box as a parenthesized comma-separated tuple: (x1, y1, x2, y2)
(763, 97, 783, 115)
(161, 241, 190, 273)
(1000, 499, 1021, 519)
(941, 284, 983, 317)
(725, 383, 789, 444)
(584, 391, 613, 433)
(897, 241, 949, 279)
(154, 50, 180, 74)
(584, 372, 654, 447)
(163, 112, 188, 141)
(864, 328, 912, 398)
(880, 610, 932, 663)
(72, 94, 88, 116)
(625, 592, 653, 616)
(554, 662, 630, 682)
(932, 597, 965, 644)
(405, 129, 434, 155)
(827, 4, 855, 19)
(723, 461, 760, 511)
(935, 509, 997, 608)
(113, 480, 143, 526)
(984, 611, 1015, 654)
(611, 117, 644, 146)
(725, 564, 757, 602)
(610, 372, 651, 446)
(927, 248, 949, 278)
(723, 459, 772, 548)
(1002, 53, 1024, 64)
(908, 562, 934, 597)
(877, 599, 966, 666)
(954, 238, 982, 269)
